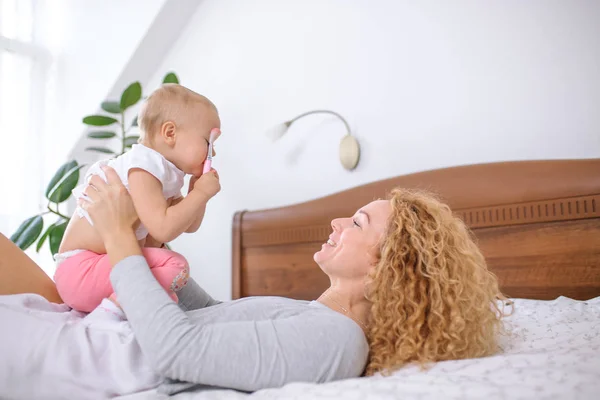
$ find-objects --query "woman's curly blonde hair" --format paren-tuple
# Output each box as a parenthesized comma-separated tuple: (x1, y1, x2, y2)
(364, 188, 508, 376)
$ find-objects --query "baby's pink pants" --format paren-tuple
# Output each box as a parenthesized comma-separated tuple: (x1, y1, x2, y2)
(54, 248, 189, 312)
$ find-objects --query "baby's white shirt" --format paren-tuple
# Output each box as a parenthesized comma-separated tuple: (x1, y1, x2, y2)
(72, 144, 185, 240)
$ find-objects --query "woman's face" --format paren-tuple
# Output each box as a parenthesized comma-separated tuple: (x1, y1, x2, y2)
(314, 200, 392, 280)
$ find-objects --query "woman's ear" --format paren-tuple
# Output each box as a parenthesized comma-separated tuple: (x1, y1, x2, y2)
(367, 241, 382, 265)
(160, 121, 177, 146)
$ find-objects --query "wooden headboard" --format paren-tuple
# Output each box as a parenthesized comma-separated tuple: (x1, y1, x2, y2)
(232, 159, 600, 301)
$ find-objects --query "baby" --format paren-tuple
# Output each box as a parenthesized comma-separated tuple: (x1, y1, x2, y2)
(55, 84, 221, 321)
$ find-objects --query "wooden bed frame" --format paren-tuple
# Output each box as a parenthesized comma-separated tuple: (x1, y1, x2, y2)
(232, 159, 600, 301)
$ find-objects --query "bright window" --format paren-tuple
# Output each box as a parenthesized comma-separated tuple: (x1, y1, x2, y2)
(0, 0, 56, 275)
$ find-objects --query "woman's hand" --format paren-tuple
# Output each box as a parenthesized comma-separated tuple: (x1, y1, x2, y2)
(79, 166, 138, 240)
(79, 165, 142, 265)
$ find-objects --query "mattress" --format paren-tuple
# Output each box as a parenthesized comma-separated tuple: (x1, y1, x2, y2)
(118, 295, 600, 400)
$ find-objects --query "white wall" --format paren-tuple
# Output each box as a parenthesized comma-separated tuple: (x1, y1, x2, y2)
(43, 0, 166, 184)
(145, 0, 600, 301)
(67, 0, 201, 170)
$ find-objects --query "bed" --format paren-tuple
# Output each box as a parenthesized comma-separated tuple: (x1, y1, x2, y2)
(123, 158, 600, 400)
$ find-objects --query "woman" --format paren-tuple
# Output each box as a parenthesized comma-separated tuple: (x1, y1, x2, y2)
(0, 166, 506, 398)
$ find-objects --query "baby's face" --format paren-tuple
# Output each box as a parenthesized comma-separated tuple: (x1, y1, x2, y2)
(174, 104, 221, 176)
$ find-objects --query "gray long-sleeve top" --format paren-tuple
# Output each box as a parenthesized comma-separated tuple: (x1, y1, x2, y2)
(109, 255, 369, 394)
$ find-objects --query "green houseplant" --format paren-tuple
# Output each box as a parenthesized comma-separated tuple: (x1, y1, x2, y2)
(10, 72, 180, 255)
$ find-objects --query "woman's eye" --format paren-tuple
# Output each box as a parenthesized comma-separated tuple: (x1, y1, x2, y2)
(353, 219, 360, 228)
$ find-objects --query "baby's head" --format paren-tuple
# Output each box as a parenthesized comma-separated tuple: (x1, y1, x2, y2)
(138, 83, 220, 176)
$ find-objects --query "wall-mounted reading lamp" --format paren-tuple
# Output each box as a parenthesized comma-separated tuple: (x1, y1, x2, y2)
(265, 110, 360, 171)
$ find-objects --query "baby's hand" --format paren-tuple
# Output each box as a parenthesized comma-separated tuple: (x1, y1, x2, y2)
(192, 169, 220, 200)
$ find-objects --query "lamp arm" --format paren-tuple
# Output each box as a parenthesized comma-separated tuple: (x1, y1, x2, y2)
(287, 110, 352, 136)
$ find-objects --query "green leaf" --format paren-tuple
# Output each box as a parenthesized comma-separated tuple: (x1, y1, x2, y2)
(120, 81, 142, 111)
(87, 131, 116, 139)
(124, 135, 140, 147)
(101, 101, 121, 114)
(45, 160, 77, 198)
(131, 116, 138, 127)
(36, 222, 54, 252)
(10, 215, 44, 251)
(49, 220, 68, 256)
(45, 161, 83, 203)
(163, 72, 179, 84)
(85, 146, 115, 155)
(83, 115, 118, 126)
(10, 215, 35, 243)
(46, 164, 84, 204)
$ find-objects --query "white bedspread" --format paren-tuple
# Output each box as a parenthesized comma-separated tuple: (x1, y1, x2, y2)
(119, 296, 600, 400)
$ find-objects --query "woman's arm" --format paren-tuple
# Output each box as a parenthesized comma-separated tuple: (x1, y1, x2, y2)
(110, 256, 367, 392)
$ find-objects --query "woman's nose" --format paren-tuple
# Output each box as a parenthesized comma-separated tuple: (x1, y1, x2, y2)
(331, 218, 342, 232)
